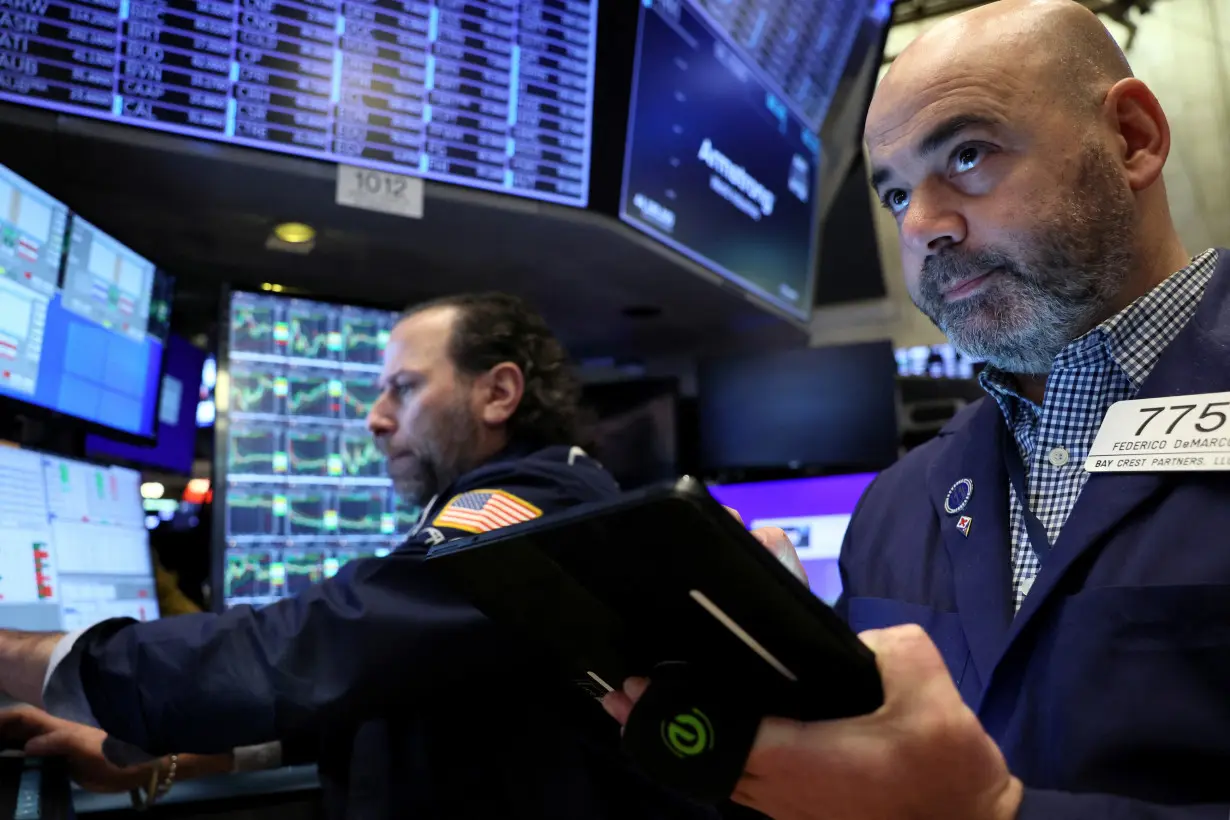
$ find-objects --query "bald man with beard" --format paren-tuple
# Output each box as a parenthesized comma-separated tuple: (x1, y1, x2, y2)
(605, 1, 1230, 817)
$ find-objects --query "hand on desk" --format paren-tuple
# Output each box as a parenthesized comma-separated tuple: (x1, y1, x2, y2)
(0, 705, 152, 793)
(0, 706, 233, 794)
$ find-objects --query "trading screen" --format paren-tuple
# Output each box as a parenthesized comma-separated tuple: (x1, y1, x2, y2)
(709, 472, 877, 605)
(0, 163, 168, 438)
(692, 0, 868, 133)
(895, 343, 982, 380)
(220, 291, 418, 608)
(0, 446, 159, 631)
(619, 0, 871, 317)
(0, 0, 598, 207)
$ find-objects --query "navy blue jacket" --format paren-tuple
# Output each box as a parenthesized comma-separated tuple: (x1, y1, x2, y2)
(60, 445, 716, 819)
(837, 251, 1230, 818)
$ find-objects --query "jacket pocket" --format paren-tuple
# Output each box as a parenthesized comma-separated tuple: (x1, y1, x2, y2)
(846, 596, 972, 687)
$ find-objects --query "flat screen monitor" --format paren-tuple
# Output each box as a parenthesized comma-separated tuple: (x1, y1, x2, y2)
(619, 0, 871, 317)
(698, 340, 899, 472)
(895, 343, 983, 380)
(0, 171, 171, 439)
(85, 334, 208, 474)
(216, 290, 419, 609)
(0, 1, 599, 207)
(0, 445, 159, 631)
(708, 472, 876, 604)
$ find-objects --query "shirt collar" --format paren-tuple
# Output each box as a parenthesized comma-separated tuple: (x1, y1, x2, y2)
(977, 249, 1219, 418)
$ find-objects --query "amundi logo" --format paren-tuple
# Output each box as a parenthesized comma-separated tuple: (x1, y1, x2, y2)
(661, 708, 715, 758)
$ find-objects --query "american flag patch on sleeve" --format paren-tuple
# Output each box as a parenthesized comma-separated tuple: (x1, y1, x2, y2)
(432, 489, 543, 533)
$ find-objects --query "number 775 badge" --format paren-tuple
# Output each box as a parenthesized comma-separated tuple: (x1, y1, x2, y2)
(1085, 392, 1230, 473)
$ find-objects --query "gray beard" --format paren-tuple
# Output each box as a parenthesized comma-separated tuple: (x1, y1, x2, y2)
(912, 145, 1137, 375)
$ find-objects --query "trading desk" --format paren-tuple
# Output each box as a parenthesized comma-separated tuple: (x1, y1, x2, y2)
(72, 766, 321, 818)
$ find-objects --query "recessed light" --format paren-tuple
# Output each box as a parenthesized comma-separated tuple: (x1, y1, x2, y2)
(273, 222, 316, 244)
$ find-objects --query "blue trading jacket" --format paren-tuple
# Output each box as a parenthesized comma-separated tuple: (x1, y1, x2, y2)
(53, 444, 717, 819)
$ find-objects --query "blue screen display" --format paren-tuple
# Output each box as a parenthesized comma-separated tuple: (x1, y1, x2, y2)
(620, 1, 824, 316)
(0, 293, 164, 437)
(0, 166, 168, 439)
(0, 0, 598, 207)
(86, 334, 206, 473)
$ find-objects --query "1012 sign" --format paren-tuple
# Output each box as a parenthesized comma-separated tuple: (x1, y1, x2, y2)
(335, 166, 425, 219)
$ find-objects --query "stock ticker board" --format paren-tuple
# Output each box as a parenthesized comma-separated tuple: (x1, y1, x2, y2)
(0, 0, 597, 206)
(221, 291, 420, 607)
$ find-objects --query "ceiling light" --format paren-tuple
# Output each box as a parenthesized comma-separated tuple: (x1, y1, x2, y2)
(273, 222, 316, 244)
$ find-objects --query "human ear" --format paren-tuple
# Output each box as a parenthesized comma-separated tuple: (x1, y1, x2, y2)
(1104, 77, 1169, 192)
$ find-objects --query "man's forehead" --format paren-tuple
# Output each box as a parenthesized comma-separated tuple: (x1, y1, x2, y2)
(865, 55, 1029, 159)
(381, 307, 455, 373)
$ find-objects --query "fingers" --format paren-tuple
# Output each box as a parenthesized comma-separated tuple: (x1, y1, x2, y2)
(723, 506, 745, 526)
(601, 677, 651, 726)
(752, 527, 809, 584)
(0, 707, 54, 745)
(601, 692, 633, 725)
(23, 731, 73, 758)
(623, 677, 649, 702)
(857, 624, 955, 704)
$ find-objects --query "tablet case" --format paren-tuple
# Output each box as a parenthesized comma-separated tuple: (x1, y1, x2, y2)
(427, 476, 882, 721)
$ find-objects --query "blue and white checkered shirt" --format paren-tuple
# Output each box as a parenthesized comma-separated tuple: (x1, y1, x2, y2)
(979, 249, 1220, 610)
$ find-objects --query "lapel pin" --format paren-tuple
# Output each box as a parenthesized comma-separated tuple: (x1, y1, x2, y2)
(956, 515, 972, 537)
(944, 478, 974, 514)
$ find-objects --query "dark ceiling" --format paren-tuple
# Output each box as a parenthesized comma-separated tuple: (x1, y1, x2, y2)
(0, 104, 809, 363)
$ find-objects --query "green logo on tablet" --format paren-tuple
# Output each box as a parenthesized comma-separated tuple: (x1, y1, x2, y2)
(662, 709, 715, 757)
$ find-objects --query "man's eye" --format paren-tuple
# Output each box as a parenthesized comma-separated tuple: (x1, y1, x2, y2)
(882, 189, 910, 214)
(952, 144, 983, 173)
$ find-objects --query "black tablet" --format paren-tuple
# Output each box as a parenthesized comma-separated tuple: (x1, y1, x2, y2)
(426, 477, 882, 723)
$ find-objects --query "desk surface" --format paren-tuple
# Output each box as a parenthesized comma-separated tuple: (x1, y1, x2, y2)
(72, 766, 320, 813)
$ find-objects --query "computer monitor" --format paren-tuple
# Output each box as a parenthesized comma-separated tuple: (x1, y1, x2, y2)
(698, 341, 899, 473)
(215, 290, 418, 609)
(0, 172, 172, 440)
(0, 445, 159, 631)
(708, 472, 877, 604)
(895, 343, 983, 380)
(85, 334, 209, 475)
(618, 0, 880, 318)
(0, 2, 600, 208)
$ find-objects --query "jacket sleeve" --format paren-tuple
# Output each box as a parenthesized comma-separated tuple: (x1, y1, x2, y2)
(1018, 789, 1229, 819)
(52, 476, 565, 758)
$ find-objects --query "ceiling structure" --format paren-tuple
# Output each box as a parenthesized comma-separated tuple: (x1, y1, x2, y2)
(0, 106, 809, 363)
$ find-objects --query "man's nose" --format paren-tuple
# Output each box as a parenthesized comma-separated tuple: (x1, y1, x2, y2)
(367, 393, 396, 437)
(900, 181, 968, 255)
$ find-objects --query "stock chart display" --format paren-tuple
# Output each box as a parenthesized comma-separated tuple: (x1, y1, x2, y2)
(0, 0, 598, 206)
(221, 291, 417, 607)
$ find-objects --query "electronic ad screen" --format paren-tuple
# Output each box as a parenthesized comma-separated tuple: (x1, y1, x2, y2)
(619, 0, 827, 316)
(0, 0, 598, 206)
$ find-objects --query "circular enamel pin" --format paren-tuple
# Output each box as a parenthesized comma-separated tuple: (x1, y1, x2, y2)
(944, 478, 974, 515)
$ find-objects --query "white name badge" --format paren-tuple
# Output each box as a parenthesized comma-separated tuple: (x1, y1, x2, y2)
(1086, 391, 1230, 472)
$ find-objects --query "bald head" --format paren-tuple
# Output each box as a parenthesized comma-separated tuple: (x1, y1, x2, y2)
(863, 0, 1186, 377)
(876, 0, 1131, 127)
